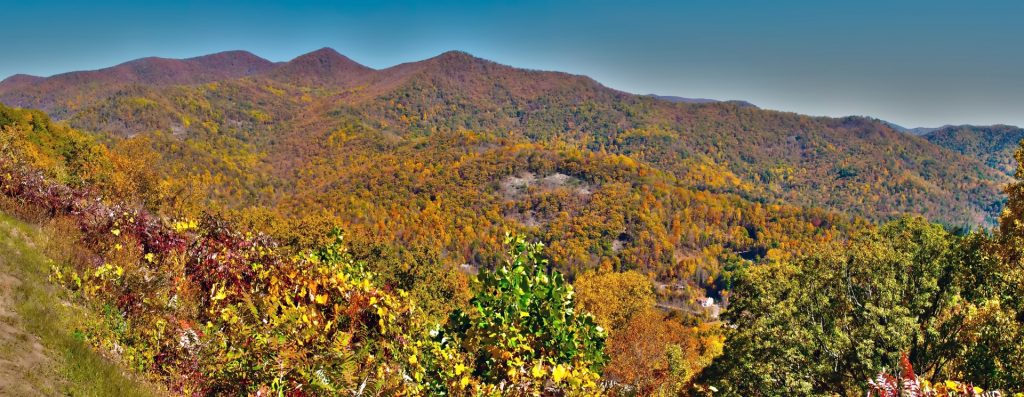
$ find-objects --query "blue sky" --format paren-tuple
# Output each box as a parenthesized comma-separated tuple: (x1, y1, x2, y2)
(3, 0, 1023, 127)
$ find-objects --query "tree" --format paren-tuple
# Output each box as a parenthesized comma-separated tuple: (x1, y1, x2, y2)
(604, 307, 703, 395)
(699, 217, 956, 395)
(700, 210, 1024, 395)
(348, 239, 471, 323)
(996, 142, 1024, 310)
(422, 234, 607, 395)
(574, 269, 656, 331)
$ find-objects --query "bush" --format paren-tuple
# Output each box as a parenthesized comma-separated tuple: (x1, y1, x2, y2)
(421, 234, 607, 395)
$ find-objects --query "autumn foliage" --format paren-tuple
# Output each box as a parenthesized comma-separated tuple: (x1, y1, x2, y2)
(2, 53, 1024, 396)
(1, 152, 615, 394)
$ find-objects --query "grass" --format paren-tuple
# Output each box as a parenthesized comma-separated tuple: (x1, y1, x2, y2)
(0, 212, 161, 397)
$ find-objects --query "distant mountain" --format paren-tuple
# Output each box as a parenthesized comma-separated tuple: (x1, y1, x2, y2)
(0, 48, 1012, 244)
(884, 121, 941, 136)
(649, 94, 757, 108)
(649, 95, 719, 104)
(0, 50, 276, 119)
(923, 125, 1024, 176)
(0, 74, 44, 90)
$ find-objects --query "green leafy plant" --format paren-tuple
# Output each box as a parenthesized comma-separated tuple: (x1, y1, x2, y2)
(422, 234, 607, 395)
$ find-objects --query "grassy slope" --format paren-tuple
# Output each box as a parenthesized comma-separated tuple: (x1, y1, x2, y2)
(0, 212, 160, 397)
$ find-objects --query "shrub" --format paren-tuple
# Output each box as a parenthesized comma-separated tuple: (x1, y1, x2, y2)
(421, 234, 607, 395)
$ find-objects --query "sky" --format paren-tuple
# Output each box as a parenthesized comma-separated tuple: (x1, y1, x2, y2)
(3, 0, 1023, 127)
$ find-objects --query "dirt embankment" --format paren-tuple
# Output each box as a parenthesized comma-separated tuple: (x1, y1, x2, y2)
(0, 215, 163, 397)
(0, 224, 60, 396)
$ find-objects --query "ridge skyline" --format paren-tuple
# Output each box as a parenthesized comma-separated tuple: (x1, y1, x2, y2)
(3, 47, 1016, 131)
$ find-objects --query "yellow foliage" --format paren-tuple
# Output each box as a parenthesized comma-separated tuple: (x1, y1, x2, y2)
(574, 270, 656, 331)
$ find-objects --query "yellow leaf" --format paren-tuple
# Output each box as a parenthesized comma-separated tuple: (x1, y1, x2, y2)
(315, 294, 328, 305)
(211, 286, 227, 301)
(552, 365, 567, 383)
(531, 363, 545, 378)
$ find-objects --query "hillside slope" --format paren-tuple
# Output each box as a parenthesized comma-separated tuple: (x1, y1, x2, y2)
(923, 124, 1024, 176)
(0, 93, 852, 293)
(0, 212, 161, 396)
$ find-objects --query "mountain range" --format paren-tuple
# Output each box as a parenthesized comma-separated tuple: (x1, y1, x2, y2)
(1, 48, 1021, 279)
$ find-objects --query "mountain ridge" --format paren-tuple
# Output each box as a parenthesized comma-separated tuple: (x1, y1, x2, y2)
(648, 94, 758, 108)
(0, 50, 278, 118)
(5, 50, 275, 86)
(923, 124, 1024, 176)
(0, 48, 1012, 231)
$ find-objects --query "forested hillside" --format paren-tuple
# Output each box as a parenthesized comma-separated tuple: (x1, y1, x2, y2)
(0, 49, 1010, 230)
(2, 95, 1022, 396)
(923, 125, 1024, 176)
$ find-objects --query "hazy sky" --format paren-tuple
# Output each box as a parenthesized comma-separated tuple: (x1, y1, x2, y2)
(3, 0, 1023, 127)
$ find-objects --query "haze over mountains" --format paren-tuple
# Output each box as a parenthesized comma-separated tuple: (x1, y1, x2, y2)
(0, 47, 1018, 241)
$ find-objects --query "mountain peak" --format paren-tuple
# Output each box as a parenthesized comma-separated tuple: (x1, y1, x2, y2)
(269, 48, 373, 86)
(301, 47, 343, 58)
(426, 50, 491, 67)
(0, 74, 45, 96)
(288, 48, 368, 68)
(186, 50, 273, 68)
(435, 50, 478, 60)
(0, 74, 43, 86)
